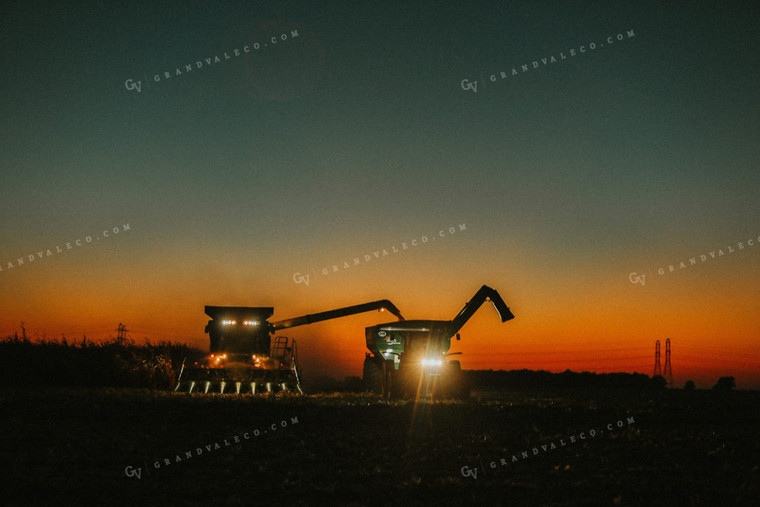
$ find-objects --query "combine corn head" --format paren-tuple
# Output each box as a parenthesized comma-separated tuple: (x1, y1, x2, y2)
(175, 300, 403, 394)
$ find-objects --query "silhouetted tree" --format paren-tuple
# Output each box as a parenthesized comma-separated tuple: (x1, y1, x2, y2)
(649, 375, 667, 389)
(713, 376, 735, 391)
(342, 376, 364, 392)
(684, 380, 695, 391)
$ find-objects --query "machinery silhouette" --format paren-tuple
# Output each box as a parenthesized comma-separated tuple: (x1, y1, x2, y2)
(362, 285, 515, 399)
(174, 284, 515, 399)
(175, 300, 403, 394)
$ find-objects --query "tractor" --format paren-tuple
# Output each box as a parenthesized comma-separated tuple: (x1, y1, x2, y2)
(362, 285, 514, 399)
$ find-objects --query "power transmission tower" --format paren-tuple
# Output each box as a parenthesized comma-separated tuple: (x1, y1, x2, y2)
(663, 338, 673, 386)
(116, 323, 129, 344)
(653, 340, 661, 377)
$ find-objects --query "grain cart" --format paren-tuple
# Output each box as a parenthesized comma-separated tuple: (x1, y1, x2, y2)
(362, 285, 514, 399)
(175, 300, 404, 394)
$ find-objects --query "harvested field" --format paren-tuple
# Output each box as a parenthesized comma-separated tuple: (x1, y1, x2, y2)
(2, 386, 758, 506)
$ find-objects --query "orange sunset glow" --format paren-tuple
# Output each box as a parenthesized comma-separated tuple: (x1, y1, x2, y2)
(2, 227, 758, 389)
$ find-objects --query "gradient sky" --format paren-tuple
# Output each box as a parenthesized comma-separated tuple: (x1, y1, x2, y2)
(2, 0, 758, 388)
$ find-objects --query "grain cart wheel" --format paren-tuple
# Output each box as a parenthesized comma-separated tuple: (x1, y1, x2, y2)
(390, 364, 412, 399)
(363, 356, 383, 394)
(431, 369, 450, 401)
(445, 360, 470, 400)
(383, 360, 395, 399)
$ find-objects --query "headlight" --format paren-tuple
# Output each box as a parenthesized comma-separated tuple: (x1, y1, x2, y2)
(421, 359, 443, 367)
(222, 320, 237, 325)
(243, 320, 258, 326)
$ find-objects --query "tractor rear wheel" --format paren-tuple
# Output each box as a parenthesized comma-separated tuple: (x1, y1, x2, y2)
(363, 356, 383, 394)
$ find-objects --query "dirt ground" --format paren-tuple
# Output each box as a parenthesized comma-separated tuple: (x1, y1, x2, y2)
(1, 386, 758, 506)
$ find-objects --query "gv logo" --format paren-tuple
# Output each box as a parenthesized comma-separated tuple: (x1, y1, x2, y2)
(460, 79, 478, 93)
(293, 272, 310, 286)
(124, 465, 142, 479)
(460, 465, 479, 479)
(124, 79, 142, 93)
(628, 272, 646, 286)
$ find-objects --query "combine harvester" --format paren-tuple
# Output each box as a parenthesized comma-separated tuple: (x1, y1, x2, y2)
(175, 300, 404, 394)
(362, 285, 514, 399)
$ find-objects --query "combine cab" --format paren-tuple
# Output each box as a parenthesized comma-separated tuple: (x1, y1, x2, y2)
(362, 285, 515, 399)
(175, 300, 404, 394)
